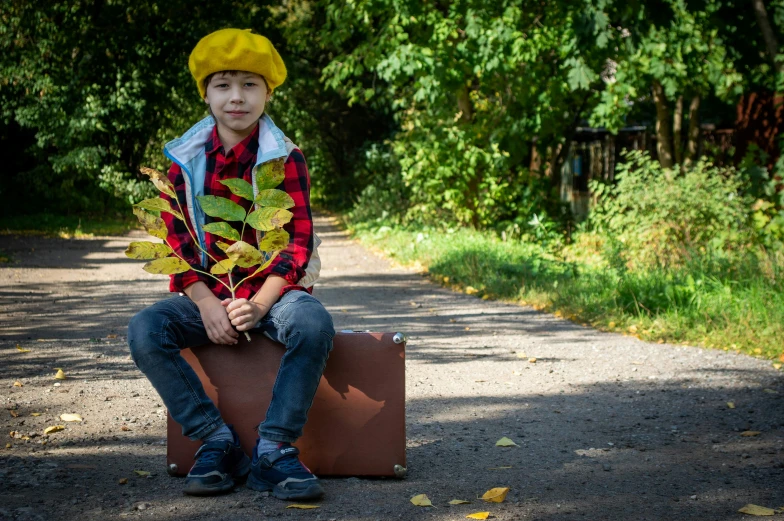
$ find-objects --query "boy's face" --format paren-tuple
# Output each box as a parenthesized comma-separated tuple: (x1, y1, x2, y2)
(204, 71, 269, 138)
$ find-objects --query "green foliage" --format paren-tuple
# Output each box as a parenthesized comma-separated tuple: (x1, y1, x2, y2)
(589, 150, 751, 268)
(126, 164, 293, 304)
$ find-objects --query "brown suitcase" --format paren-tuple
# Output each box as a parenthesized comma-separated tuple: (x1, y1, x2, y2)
(166, 331, 406, 478)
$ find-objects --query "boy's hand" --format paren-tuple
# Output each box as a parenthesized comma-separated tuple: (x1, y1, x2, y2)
(223, 298, 267, 332)
(198, 298, 239, 345)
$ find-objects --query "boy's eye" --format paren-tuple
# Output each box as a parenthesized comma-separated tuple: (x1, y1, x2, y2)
(244, 82, 257, 87)
(215, 83, 229, 88)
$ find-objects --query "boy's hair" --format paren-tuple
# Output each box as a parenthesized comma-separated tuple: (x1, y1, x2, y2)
(202, 70, 270, 96)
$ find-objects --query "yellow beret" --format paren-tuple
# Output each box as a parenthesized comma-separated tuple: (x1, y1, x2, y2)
(189, 28, 287, 98)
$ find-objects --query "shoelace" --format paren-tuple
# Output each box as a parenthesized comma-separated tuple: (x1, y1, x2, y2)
(273, 453, 308, 474)
(196, 447, 226, 467)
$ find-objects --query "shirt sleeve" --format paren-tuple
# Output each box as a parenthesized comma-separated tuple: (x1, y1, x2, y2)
(261, 149, 314, 287)
(161, 163, 213, 293)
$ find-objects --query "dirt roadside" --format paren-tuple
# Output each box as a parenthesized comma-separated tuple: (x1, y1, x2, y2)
(1, 213, 782, 521)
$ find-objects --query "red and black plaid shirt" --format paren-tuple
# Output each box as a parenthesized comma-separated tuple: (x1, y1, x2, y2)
(161, 123, 314, 300)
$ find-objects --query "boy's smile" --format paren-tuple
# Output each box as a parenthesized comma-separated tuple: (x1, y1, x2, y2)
(204, 71, 269, 150)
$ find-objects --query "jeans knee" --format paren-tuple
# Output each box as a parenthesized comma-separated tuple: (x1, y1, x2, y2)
(127, 308, 161, 364)
(286, 299, 334, 353)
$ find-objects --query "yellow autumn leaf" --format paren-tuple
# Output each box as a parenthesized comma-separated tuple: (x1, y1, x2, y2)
(528, 357, 537, 363)
(515, 353, 527, 359)
(727, 402, 735, 409)
(467, 513, 490, 520)
(465, 286, 479, 295)
(481, 487, 510, 503)
(488, 466, 513, 470)
(43, 425, 65, 435)
(286, 505, 320, 509)
(9, 410, 18, 418)
(30, 413, 42, 417)
(495, 437, 518, 447)
(5, 443, 10, 449)
(738, 504, 776, 516)
(449, 500, 471, 505)
(13, 381, 23, 387)
(134, 470, 150, 477)
(118, 478, 128, 485)
(60, 414, 83, 422)
(16, 345, 30, 353)
(54, 368, 66, 380)
(411, 494, 433, 507)
(740, 431, 761, 437)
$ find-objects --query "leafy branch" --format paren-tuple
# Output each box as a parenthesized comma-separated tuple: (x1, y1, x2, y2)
(125, 161, 294, 341)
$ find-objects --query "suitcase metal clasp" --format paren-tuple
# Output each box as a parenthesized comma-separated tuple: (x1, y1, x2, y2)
(392, 332, 407, 344)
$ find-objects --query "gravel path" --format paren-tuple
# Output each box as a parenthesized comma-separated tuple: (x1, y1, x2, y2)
(1, 214, 782, 521)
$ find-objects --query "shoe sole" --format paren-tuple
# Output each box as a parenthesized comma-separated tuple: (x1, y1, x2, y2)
(183, 458, 251, 496)
(247, 472, 324, 500)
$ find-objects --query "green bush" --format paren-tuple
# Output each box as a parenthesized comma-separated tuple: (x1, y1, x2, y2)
(589, 150, 752, 269)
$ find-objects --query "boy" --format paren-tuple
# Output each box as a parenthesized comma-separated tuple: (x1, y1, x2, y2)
(127, 28, 334, 501)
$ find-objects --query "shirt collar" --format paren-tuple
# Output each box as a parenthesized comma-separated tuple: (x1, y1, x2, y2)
(205, 123, 260, 162)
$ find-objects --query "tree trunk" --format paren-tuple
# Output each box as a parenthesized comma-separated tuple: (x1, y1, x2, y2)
(685, 95, 701, 167)
(652, 81, 675, 168)
(456, 84, 474, 123)
(673, 95, 684, 166)
(751, 0, 783, 75)
(530, 140, 542, 176)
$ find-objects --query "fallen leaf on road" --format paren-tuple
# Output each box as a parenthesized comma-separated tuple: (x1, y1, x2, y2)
(481, 488, 509, 503)
(16, 345, 30, 353)
(60, 414, 83, 422)
(30, 413, 42, 417)
(763, 389, 778, 394)
(107, 334, 117, 339)
(121, 426, 131, 431)
(738, 504, 776, 516)
(411, 494, 433, 507)
(9, 431, 16, 438)
(5, 443, 10, 449)
(465, 327, 471, 331)
(773, 363, 783, 370)
(54, 368, 66, 380)
(465, 286, 479, 295)
(488, 466, 513, 470)
(286, 505, 319, 509)
(134, 470, 150, 477)
(529, 357, 537, 363)
(13, 381, 22, 387)
(727, 402, 735, 409)
(43, 425, 65, 435)
(495, 437, 518, 447)
(118, 478, 128, 485)
(740, 431, 761, 437)
(449, 500, 471, 505)
(467, 513, 490, 520)
(516, 353, 527, 359)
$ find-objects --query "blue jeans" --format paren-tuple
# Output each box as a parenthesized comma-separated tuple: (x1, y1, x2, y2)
(127, 290, 335, 443)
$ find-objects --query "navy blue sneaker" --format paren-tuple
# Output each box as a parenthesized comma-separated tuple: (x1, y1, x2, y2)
(247, 442, 324, 500)
(184, 428, 251, 496)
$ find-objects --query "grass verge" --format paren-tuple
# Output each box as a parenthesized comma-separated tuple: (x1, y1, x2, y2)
(347, 221, 784, 364)
(0, 213, 138, 238)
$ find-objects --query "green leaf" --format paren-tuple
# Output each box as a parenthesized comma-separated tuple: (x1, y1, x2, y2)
(256, 160, 286, 190)
(133, 207, 168, 240)
(215, 241, 232, 253)
(125, 241, 174, 260)
(210, 259, 235, 275)
(566, 57, 597, 91)
(249, 254, 277, 276)
(255, 189, 295, 210)
(258, 229, 290, 251)
(226, 241, 262, 268)
(139, 167, 176, 198)
(218, 179, 254, 201)
(142, 257, 190, 275)
(246, 208, 294, 232)
(202, 222, 240, 242)
(134, 198, 184, 220)
(196, 196, 246, 222)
